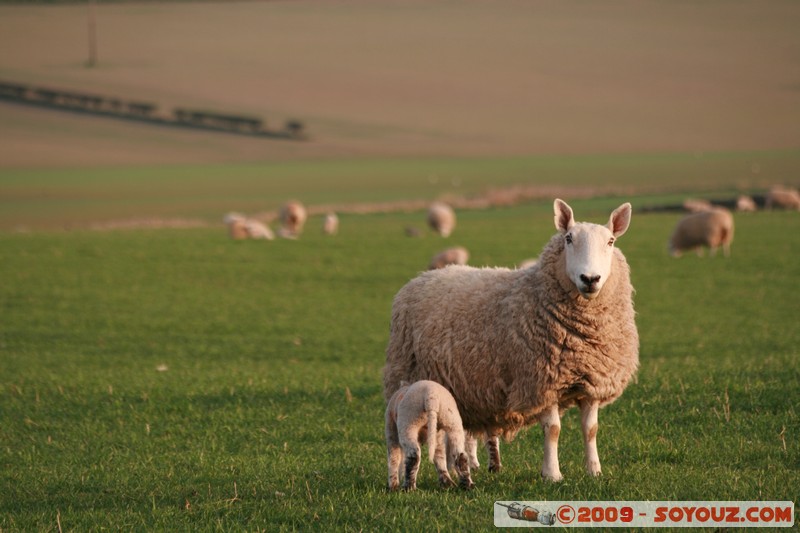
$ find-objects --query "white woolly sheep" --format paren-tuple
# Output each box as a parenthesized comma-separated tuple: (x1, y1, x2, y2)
(224, 212, 274, 240)
(765, 186, 800, 211)
(322, 212, 339, 235)
(428, 246, 469, 270)
(669, 207, 734, 257)
(279, 201, 308, 238)
(736, 195, 757, 212)
(385, 380, 474, 491)
(384, 199, 639, 482)
(244, 219, 275, 240)
(427, 202, 456, 237)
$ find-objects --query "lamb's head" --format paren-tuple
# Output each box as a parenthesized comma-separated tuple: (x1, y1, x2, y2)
(554, 199, 632, 300)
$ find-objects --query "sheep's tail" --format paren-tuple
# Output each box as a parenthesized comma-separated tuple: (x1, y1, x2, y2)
(427, 397, 440, 464)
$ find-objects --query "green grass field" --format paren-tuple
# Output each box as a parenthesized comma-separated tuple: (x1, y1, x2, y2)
(2, 201, 798, 531)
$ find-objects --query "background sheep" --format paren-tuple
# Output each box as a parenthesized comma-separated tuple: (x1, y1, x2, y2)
(736, 195, 757, 212)
(669, 207, 734, 257)
(428, 246, 469, 270)
(427, 202, 456, 237)
(279, 201, 308, 238)
(244, 219, 275, 240)
(765, 186, 800, 211)
(385, 380, 474, 491)
(224, 212, 274, 240)
(384, 199, 639, 482)
(322, 212, 339, 235)
(682, 198, 713, 213)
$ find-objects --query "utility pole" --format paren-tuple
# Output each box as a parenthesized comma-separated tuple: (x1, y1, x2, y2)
(87, 0, 97, 67)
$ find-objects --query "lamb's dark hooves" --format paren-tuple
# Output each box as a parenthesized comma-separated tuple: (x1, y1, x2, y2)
(439, 478, 456, 489)
(460, 480, 476, 490)
(488, 464, 503, 473)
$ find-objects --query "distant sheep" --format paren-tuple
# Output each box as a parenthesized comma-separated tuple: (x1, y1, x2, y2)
(322, 212, 339, 235)
(224, 213, 274, 240)
(428, 246, 469, 270)
(279, 201, 308, 239)
(385, 380, 474, 491)
(669, 207, 734, 257)
(385, 199, 639, 481)
(736, 195, 757, 212)
(765, 186, 800, 211)
(683, 198, 713, 213)
(427, 202, 456, 237)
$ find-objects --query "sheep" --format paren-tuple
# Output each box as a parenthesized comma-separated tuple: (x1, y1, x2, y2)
(736, 195, 757, 212)
(428, 246, 469, 270)
(668, 207, 734, 257)
(385, 380, 474, 491)
(682, 198, 713, 213)
(427, 202, 456, 237)
(765, 186, 800, 211)
(278, 201, 308, 239)
(322, 212, 339, 235)
(384, 199, 639, 482)
(224, 212, 274, 240)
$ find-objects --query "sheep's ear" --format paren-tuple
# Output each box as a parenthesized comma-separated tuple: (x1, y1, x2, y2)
(608, 202, 632, 238)
(553, 199, 574, 233)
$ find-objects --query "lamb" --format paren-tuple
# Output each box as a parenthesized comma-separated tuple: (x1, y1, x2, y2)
(668, 207, 734, 257)
(765, 186, 800, 211)
(428, 246, 469, 270)
(427, 202, 456, 237)
(736, 195, 757, 212)
(278, 201, 308, 238)
(384, 199, 639, 482)
(385, 380, 474, 491)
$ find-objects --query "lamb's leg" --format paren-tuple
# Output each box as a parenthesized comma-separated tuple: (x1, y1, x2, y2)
(486, 435, 502, 473)
(580, 399, 602, 476)
(454, 451, 475, 490)
(539, 405, 563, 482)
(433, 430, 455, 488)
(465, 433, 480, 469)
(386, 417, 403, 490)
(387, 442, 403, 490)
(402, 444, 421, 491)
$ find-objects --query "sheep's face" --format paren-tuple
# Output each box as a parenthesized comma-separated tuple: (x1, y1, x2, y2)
(554, 199, 632, 300)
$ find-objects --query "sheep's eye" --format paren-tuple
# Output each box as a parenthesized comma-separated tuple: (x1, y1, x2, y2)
(565, 234, 573, 245)
(608, 238, 615, 246)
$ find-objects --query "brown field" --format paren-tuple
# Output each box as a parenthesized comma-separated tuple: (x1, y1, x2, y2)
(1, 0, 799, 169)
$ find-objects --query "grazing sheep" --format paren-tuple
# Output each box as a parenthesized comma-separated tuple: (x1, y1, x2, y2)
(765, 186, 800, 211)
(244, 219, 275, 240)
(427, 202, 456, 237)
(669, 207, 734, 257)
(736, 195, 757, 212)
(384, 199, 639, 482)
(322, 212, 339, 235)
(386, 380, 474, 491)
(279, 201, 308, 238)
(224, 212, 274, 240)
(428, 246, 469, 270)
(682, 198, 713, 213)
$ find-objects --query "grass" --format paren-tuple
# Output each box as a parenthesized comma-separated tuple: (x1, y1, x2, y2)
(1, 202, 798, 531)
(2, 148, 799, 230)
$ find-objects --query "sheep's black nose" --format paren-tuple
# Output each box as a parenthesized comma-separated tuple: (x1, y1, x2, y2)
(580, 274, 601, 286)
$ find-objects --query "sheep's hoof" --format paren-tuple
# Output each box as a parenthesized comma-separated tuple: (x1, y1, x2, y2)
(460, 479, 475, 491)
(438, 476, 456, 489)
(488, 463, 502, 473)
(541, 471, 564, 483)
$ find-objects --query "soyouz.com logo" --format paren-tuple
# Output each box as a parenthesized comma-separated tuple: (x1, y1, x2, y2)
(493, 501, 795, 528)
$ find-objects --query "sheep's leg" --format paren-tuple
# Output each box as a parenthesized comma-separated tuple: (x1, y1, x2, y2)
(387, 442, 404, 491)
(539, 405, 563, 482)
(401, 444, 421, 491)
(465, 433, 480, 469)
(454, 451, 475, 490)
(433, 430, 455, 488)
(580, 399, 602, 476)
(486, 435, 502, 473)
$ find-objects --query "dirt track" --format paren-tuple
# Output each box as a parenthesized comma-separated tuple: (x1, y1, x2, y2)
(1, 0, 799, 169)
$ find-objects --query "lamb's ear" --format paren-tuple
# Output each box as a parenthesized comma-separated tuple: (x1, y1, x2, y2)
(608, 202, 632, 238)
(553, 199, 574, 233)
